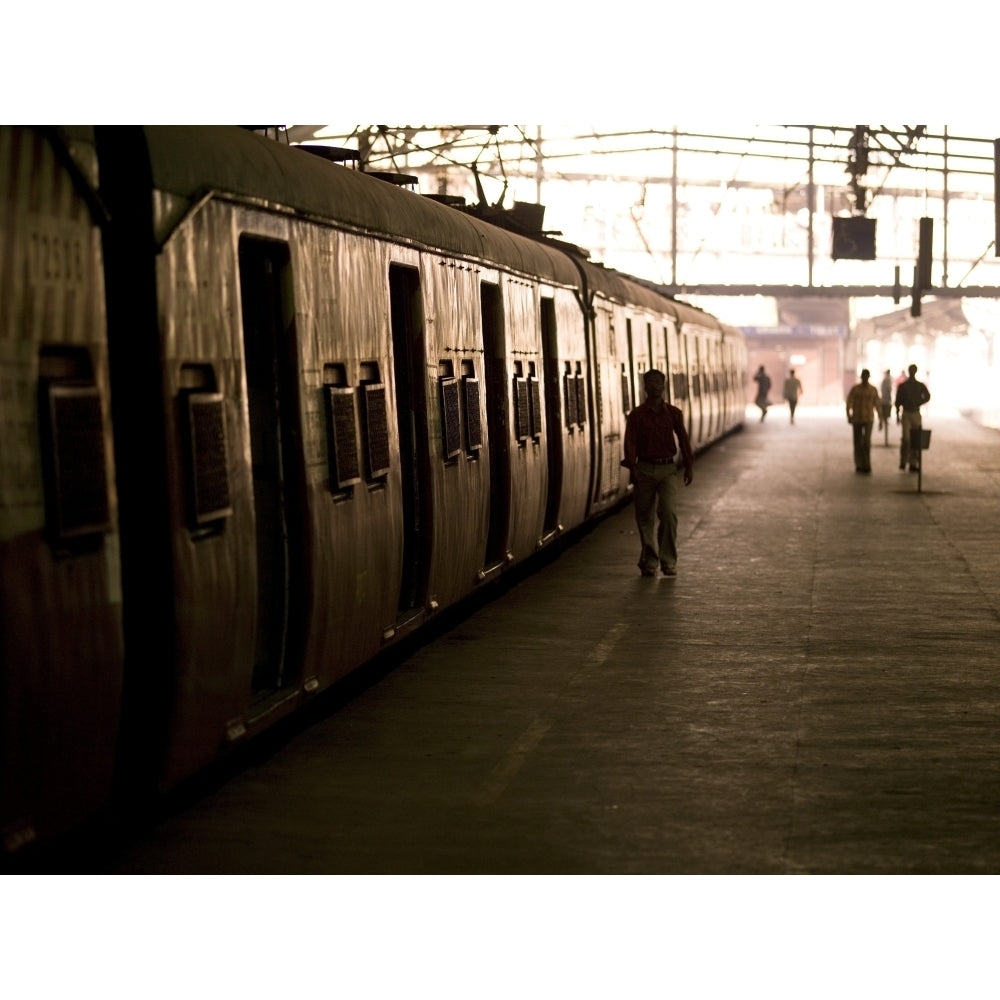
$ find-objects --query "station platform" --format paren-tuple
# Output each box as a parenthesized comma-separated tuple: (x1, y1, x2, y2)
(103, 403, 1000, 874)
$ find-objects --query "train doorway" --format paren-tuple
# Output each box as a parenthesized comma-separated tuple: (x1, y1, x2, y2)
(540, 296, 562, 538)
(388, 264, 432, 616)
(481, 281, 510, 569)
(238, 237, 302, 699)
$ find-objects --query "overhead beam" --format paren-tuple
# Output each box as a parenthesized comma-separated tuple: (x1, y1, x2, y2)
(657, 284, 1000, 298)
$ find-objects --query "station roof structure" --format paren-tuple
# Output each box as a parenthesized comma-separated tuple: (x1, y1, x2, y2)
(262, 126, 1000, 324)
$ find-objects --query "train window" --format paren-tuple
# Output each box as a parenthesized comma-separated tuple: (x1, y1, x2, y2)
(45, 385, 111, 537)
(527, 362, 542, 441)
(439, 375, 461, 461)
(512, 362, 529, 445)
(321, 365, 360, 496)
(692, 371, 702, 397)
(513, 380, 530, 444)
(672, 371, 688, 401)
(323, 386, 362, 492)
(462, 364, 483, 455)
(37, 347, 112, 549)
(360, 381, 391, 480)
(621, 364, 630, 415)
(179, 389, 233, 529)
(563, 362, 577, 429)
(574, 365, 586, 428)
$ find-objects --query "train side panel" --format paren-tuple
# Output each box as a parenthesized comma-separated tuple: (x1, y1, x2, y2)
(288, 224, 405, 687)
(670, 304, 722, 451)
(148, 200, 263, 787)
(420, 255, 491, 608)
(0, 126, 123, 851)
(542, 286, 591, 534)
(586, 299, 631, 515)
(501, 277, 550, 563)
(0, 125, 753, 859)
(720, 322, 749, 432)
(149, 201, 425, 782)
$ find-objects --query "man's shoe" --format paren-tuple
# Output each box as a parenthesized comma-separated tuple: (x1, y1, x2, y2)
(909, 465, 920, 472)
(660, 565, 677, 577)
(640, 568, 656, 577)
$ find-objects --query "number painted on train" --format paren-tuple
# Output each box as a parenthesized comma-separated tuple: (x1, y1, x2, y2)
(26, 226, 87, 284)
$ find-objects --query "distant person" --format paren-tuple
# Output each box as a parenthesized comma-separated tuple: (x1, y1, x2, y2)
(879, 369, 894, 425)
(782, 369, 803, 423)
(621, 369, 694, 577)
(893, 369, 908, 423)
(879, 368, 894, 445)
(895, 363, 931, 472)
(845, 368, 883, 474)
(753, 365, 771, 422)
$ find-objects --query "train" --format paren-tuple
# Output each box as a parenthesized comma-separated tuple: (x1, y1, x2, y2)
(0, 125, 748, 859)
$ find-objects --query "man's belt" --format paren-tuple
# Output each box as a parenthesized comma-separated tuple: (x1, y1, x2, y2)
(639, 457, 674, 464)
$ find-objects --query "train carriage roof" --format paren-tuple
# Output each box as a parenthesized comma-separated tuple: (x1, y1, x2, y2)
(582, 264, 728, 335)
(668, 297, 725, 334)
(142, 126, 580, 288)
(580, 262, 673, 315)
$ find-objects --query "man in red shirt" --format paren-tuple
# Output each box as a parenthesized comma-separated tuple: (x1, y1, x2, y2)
(621, 369, 694, 577)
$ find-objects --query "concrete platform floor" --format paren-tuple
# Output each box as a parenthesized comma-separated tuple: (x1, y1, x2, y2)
(105, 405, 1000, 873)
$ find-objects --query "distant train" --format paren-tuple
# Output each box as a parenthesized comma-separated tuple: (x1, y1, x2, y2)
(0, 125, 748, 856)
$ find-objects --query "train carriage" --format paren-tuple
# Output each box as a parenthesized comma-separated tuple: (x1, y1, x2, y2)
(570, 264, 638, 516)
(0, 126, 123, 851)
(719, 322, 750, 432)
(539, 282, 593, 538)
(665, 299, 726, 451)
(1, 124, 748, 859)
(97, 126, 593, 791)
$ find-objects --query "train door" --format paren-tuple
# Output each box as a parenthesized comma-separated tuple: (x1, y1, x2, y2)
(658, 322, 671, 400)
(589, 303, 627, 509)
(691, 334, 704, 445)
(389, 264, 432, 615)
(540, 295, 561, 539)
(626, 318, 638, 408)
(678, 328, 694, 439)
(238, 237, 304, 699)
(706, 339, 718, 439)
(481, 280, 510, 569)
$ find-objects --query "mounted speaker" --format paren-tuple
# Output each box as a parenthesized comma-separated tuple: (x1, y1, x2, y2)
(832, 216, 877, 260)
(917, 217, 933, 288)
